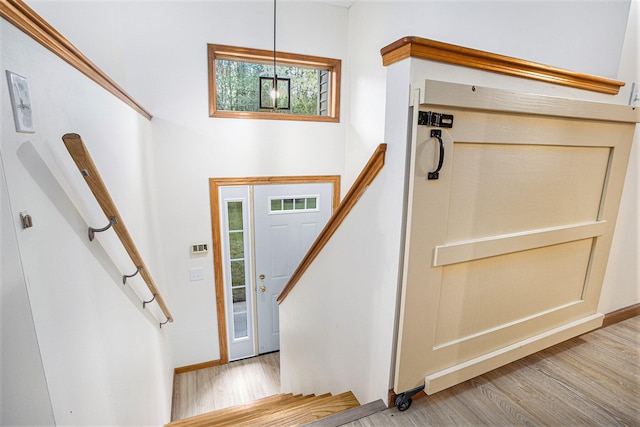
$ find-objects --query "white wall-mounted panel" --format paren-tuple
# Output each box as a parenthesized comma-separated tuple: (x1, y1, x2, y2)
(394, 85, 635, 396)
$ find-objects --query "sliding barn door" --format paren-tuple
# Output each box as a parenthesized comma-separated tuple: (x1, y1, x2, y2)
(394, 85, 634, 396)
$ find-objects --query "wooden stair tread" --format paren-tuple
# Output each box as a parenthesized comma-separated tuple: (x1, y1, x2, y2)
(232, 393, 335, 427)
(209, 394, 310, 421)
(224, 394, 331, 427)
(166, 393, 316, 427)
(166, 391, 359, 427)
(253, 392, 360, 427)
(214, 394, 322, 427)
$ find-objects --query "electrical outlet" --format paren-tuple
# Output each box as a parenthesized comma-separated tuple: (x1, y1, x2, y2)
(630, 82, 640, 107)
(189, 267, 204, 281)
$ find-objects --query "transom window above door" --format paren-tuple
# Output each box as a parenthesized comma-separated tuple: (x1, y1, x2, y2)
(269, 195, 319, 213)
(208, 44, 341, 122)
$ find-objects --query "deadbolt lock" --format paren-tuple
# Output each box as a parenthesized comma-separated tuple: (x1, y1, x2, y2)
(259, 274, 265, 280)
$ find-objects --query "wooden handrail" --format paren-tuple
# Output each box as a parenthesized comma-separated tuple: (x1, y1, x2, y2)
(380, 36, 624, 95)
(0, 0, 153, 120)
(277, 143, 387, 304)
(62, 133, 173, 324)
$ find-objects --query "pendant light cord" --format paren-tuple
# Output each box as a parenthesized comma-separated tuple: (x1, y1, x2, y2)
(273, 0, 277, 72)
(273, 0, 277, 107)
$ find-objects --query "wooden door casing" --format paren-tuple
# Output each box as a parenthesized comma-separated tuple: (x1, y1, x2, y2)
(210, 175, 340, 364)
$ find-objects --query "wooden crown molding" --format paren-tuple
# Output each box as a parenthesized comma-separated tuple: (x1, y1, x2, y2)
(380, 36, 624, 95)
(0, 0, 153, 120)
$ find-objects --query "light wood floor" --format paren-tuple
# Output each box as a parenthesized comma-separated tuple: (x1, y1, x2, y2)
(172, 318, 639, 425)
(346, 316, 640, 426)
(171, 352, 280, 421)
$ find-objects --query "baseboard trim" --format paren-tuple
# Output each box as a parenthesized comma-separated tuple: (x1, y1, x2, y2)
(389, 303, 640, 408)
(602, 303, 640, 328)
(174, 359, 222, 375)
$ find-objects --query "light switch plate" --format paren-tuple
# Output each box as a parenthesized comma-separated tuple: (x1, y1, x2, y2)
(6, 71, 34, 133)
(189, 267, 204, 281)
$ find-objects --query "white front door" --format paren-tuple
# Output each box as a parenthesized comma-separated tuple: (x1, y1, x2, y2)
(253, 183, 333, 354)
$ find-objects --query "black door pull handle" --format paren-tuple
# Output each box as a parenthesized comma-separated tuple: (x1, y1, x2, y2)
(428, 129, 444, 180)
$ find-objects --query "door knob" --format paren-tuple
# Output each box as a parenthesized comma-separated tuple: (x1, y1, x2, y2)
(259, 285, 266, 293)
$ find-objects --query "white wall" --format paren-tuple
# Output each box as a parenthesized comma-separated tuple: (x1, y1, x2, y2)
(138, 1, 349, 367)
(280, 0, 636, 405)
(346, 0, 638, 315)
(346, 0, 631, 182)
(280, 58, 412, 404)
(1, 140, 54, 425)
(600, 0, 640, 313)
(25, 0, 636, 393)
(28, 1, 350, 367)
(1, 17, 172, 425)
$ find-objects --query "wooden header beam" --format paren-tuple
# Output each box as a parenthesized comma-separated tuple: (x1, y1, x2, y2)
(380, 36, 624, 95)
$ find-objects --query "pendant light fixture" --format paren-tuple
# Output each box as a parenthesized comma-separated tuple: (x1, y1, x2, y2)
(260, 0, 290, 110)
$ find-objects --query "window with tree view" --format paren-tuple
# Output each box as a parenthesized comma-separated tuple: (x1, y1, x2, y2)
(208, 44, 341, 122)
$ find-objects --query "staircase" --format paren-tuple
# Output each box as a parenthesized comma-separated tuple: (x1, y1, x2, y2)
(165, 391, 360, 427)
